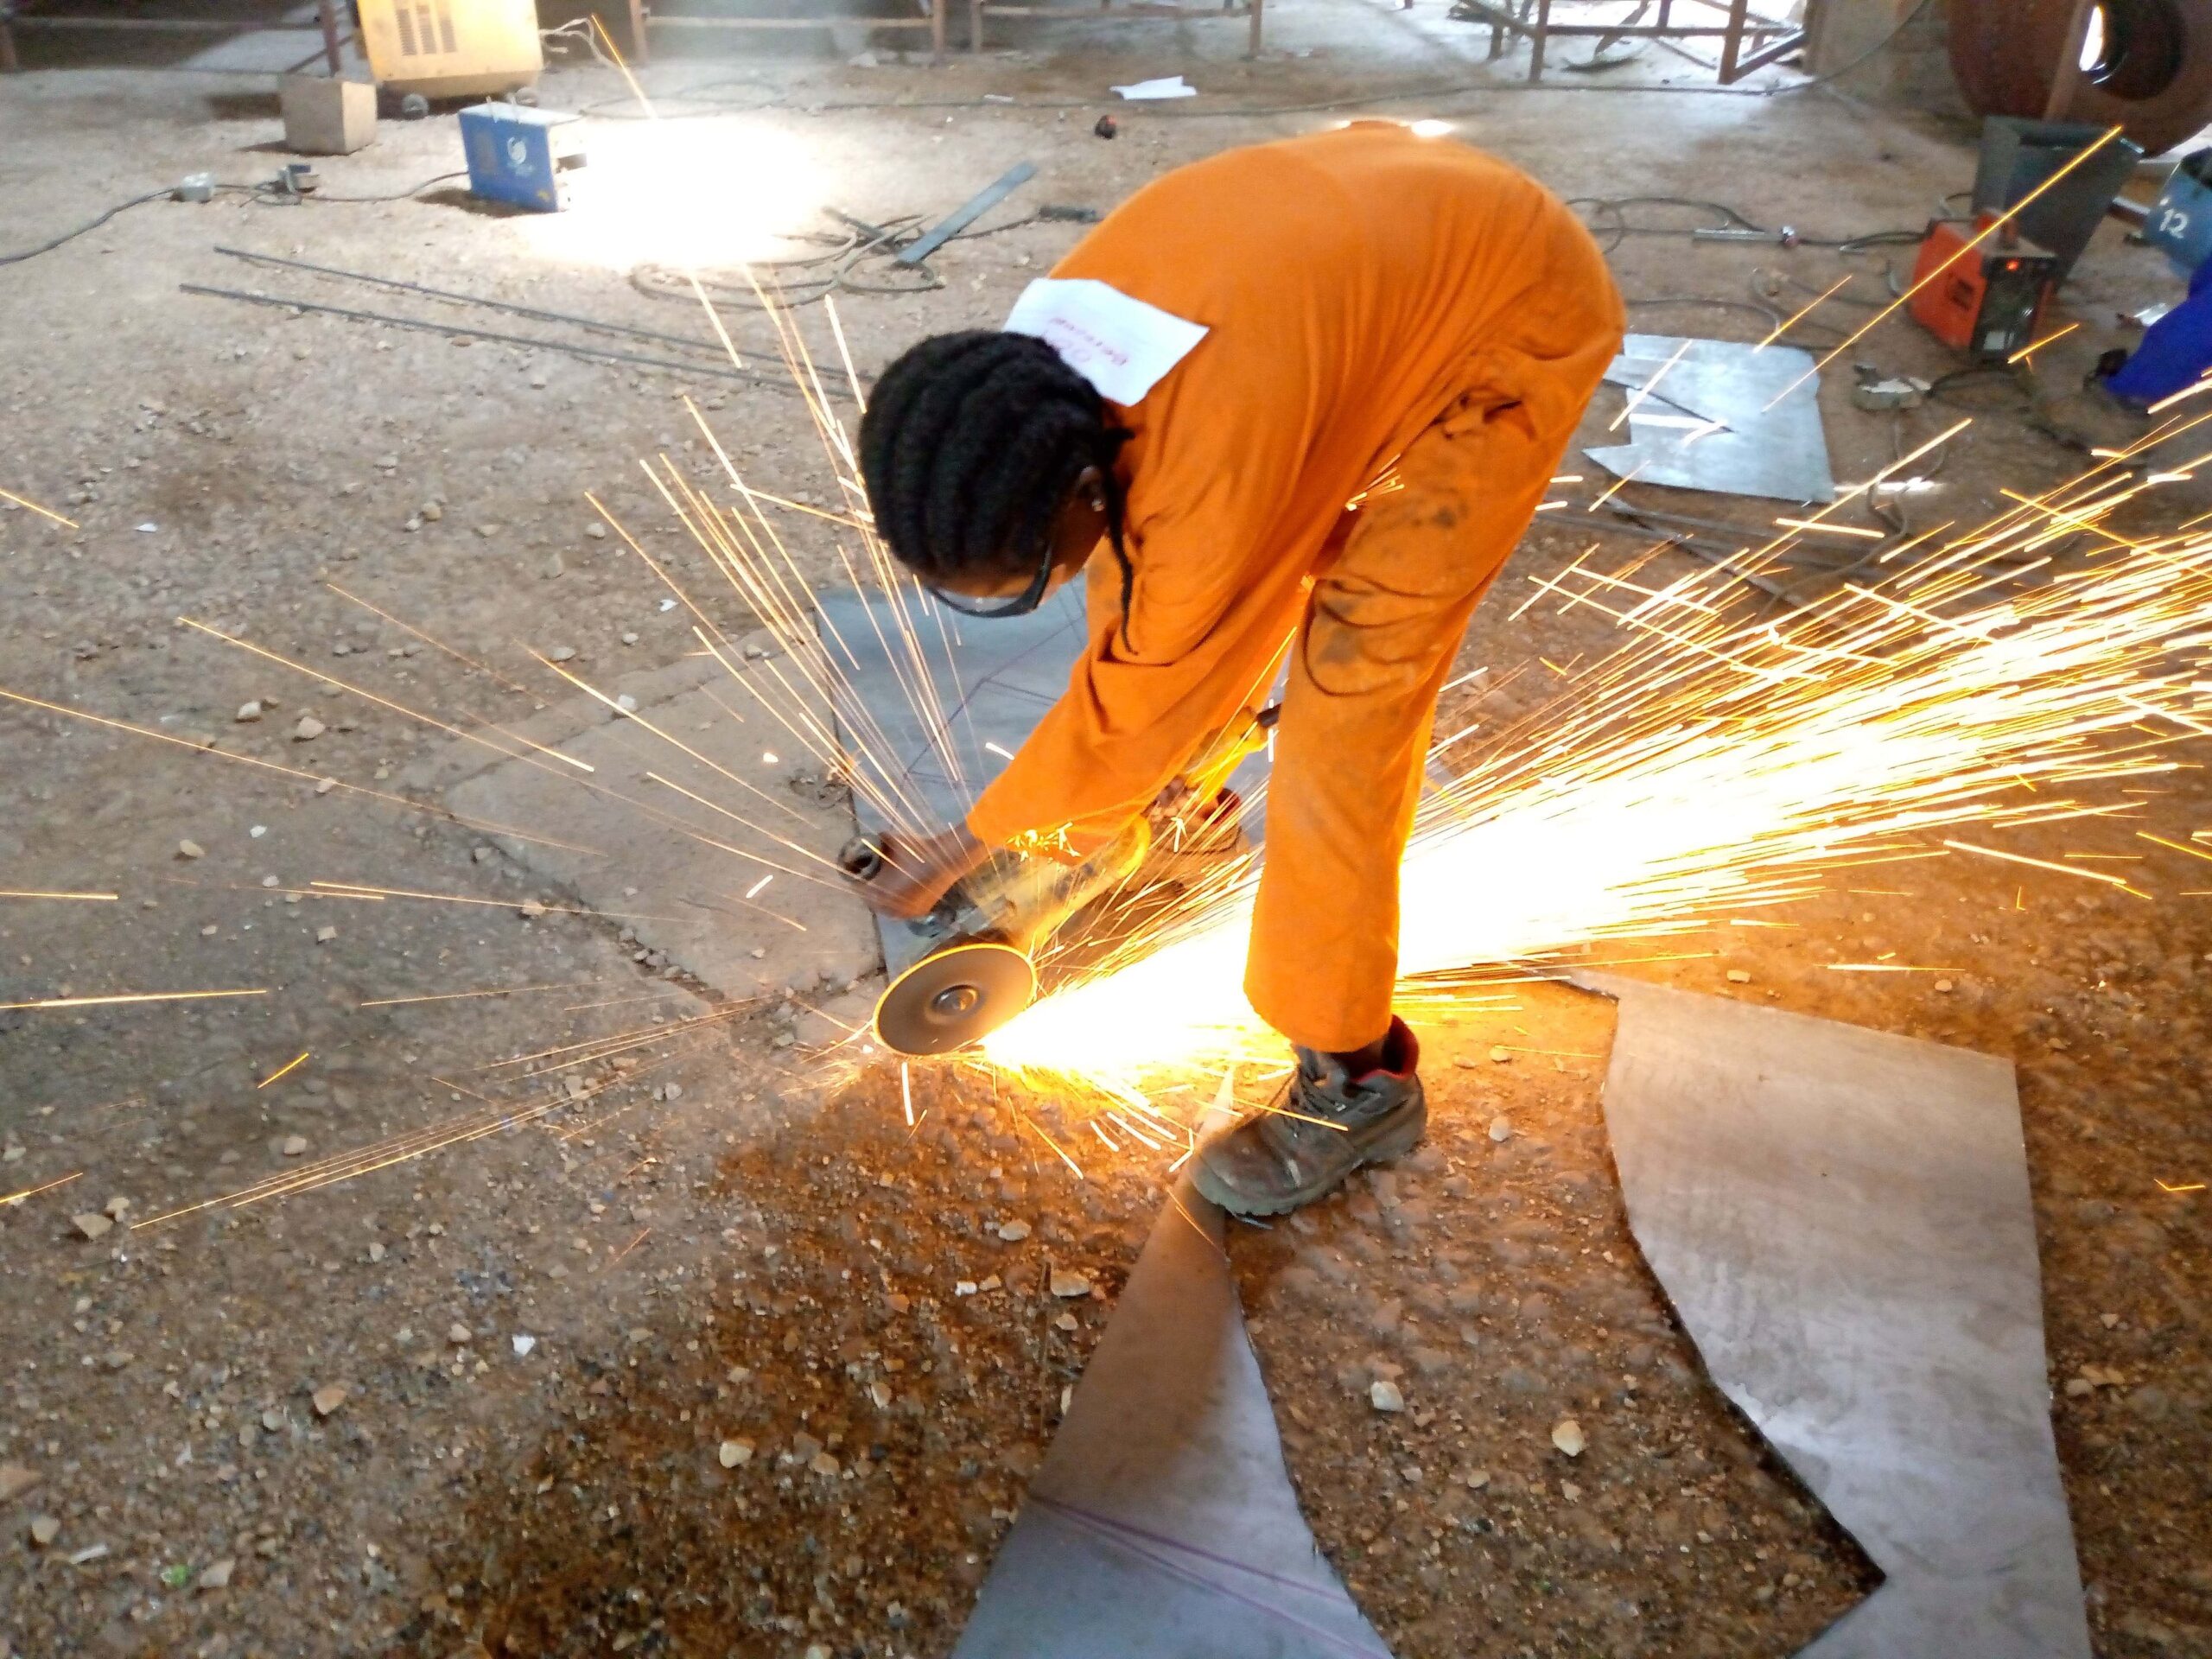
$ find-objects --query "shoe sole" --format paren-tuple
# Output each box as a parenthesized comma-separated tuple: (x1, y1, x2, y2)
(1191, 1100, 1428, 1219)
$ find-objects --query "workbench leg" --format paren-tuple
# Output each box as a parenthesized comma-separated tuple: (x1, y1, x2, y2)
(317, 0, 341, 73)
(969, 0, 984, 52)
(1719, 0, 1747, 82)
(1248, 0, 1262, 57)
(1528, 0, 1548, 79)
(626, 0, 651, 63)
(0, 12, 18, 74)
(929, 0, 944, 63)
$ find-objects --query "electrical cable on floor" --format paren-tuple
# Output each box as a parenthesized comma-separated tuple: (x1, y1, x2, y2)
(1569, 194, 1921, 255)
(1, 171, 471, 269)
(0, 188, 170, 268)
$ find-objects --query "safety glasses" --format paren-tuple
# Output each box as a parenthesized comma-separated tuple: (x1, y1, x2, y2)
(925, 537, 1057, 620)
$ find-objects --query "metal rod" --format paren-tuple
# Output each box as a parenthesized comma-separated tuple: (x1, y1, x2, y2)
(177, 284, 855, 398)
(897, 161, 1037, 267)
(1446, 3, 1795, 37)
(209, 245, 859, 379)
(649, 13, 937, 24)
(4, 14, 292, 29)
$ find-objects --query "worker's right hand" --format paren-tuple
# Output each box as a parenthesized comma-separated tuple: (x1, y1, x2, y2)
(848, 823, 991, 920)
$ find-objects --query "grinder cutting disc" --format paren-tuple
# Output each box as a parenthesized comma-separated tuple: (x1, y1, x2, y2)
(873, 941, 1037, 1057)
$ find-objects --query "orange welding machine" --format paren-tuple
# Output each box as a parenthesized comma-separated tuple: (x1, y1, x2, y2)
(1909, 217, 2061, 365)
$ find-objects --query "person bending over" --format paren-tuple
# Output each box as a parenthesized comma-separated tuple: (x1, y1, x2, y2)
(849, 121, 1624, 1217)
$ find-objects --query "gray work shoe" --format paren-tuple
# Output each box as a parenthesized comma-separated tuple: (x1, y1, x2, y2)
(1192, 1018, 1426, 1217)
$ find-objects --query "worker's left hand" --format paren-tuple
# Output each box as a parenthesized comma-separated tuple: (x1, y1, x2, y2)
(849, 823, 991, 919)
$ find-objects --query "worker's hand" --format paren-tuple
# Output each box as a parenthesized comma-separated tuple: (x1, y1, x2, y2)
(848, 823, 992, 920)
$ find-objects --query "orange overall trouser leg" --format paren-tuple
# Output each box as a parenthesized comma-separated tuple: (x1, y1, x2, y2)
(1245, 253, 1624, 1053)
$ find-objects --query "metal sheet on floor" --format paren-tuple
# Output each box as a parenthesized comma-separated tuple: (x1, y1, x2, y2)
(1586, 334, 1835, 504)
(1580, 975, 2092, 1659)
(952, 1186, 1394, 1659)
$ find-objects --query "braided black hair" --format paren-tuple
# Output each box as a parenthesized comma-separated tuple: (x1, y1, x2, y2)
(858, 330, 1137, 644)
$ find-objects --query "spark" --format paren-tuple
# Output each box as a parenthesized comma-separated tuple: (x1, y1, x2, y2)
(2008, 321, 2081, 365)
(180, 617, 606, 782)
(744, 872, 774, 899)
(2147, 377, 2212, 416)
(306, 879, 682, 922)
(0, 486, 77, 528)
(1610, 340, 1691, 430)
(0, 988, 267, 1012)
(978, 450, 2210, 1096)
(2, 1171, 82, 1207)
(257, 1052, 310, 1090)
(1017, 1110, 1085, 1180)
(2139, 830, 2212, 866)
(1757, 275, 1855, 351)
(0, 683, 600, 857)
(357, 981, 601, 1008)
(1774, 518, 1886, 540)
(900, 1061, 915, 1127)
(984, 741, 1016, 760)
(1823, 963, 1962, 974)
(1942, 839, 2143, 892)
(327, 582, 537, 701)
(0, 888, 117, 902)
(1586, 463, 1644, 512)
(1762, 127, 2123, 410)
(2157, 1179, 2206, 1194)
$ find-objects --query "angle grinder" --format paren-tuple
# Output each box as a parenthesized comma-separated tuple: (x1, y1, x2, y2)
(849, 704, 1278, 1058)
(844, 818, 1152, 1057)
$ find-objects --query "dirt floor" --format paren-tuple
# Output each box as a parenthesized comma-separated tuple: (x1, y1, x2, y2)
(2, 8, 2209, 1657)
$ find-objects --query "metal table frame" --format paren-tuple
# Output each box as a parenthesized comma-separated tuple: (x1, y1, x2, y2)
(969, 0, 1259, 60)
(1456, 0, 1804, 84)
(648, 0, 948, 66)
(1, 0, 349, 74)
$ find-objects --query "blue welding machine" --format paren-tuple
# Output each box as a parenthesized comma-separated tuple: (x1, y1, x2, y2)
(459, 103, 585, 213)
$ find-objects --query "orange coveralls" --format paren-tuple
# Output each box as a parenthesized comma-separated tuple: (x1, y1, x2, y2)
(964, 124, 1625, 1052)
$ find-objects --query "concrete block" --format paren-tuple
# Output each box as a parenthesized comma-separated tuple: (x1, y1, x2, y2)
(281, 74, 378, 156)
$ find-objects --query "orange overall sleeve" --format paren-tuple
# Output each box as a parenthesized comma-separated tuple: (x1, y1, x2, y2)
(962, 543, 1302, 856)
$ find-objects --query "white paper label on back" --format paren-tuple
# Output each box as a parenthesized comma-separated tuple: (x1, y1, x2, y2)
(1003, 277, 1209, 407)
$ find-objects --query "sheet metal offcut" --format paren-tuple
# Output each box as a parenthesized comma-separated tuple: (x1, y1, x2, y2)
(1582, 975, 2091, 1659)
(1586, 333, 1835, 504)
(953, 1186, 1392, 1659)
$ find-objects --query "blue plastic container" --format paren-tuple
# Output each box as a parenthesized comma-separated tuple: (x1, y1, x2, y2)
(2145, 150, 2212, 276)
